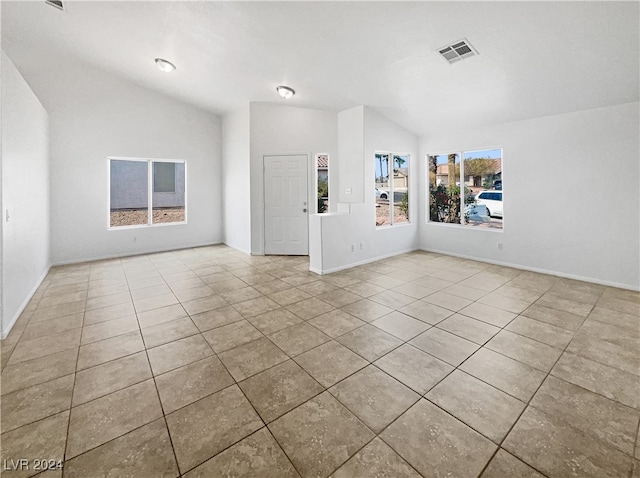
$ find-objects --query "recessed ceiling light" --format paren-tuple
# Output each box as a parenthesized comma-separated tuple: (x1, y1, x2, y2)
(155, 58, 176, 72)
(276, 86, 295, 99)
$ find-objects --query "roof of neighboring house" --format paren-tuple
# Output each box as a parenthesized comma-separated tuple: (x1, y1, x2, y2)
(317, 155, 328, 168)
(485, 158, 502, 174)
(394, 167, 408, 177)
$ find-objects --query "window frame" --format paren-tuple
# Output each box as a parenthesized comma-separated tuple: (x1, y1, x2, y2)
(375, 150, 411, 228)
(426, 147, 502, 231)
(108, 156, 187, 230)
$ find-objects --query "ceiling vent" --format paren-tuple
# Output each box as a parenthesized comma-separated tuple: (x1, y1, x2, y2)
(438, 39, 477, 64)
(45, 0, 64, 11)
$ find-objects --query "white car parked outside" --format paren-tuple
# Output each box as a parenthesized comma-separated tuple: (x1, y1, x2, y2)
(375, 188, 389, 199)
(475, 190, 503, 218)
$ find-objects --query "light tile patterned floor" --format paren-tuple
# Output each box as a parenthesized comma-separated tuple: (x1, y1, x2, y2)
(1, 245, 639, 477)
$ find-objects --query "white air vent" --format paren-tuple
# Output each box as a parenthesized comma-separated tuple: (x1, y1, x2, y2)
(438, 39, 477, 64)
(45, 0, 64, 11)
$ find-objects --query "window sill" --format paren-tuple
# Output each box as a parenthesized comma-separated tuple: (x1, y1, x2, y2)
(108, 221, 187, 231)
(376, 222, 413, 230)
(425, 221, 503, 233)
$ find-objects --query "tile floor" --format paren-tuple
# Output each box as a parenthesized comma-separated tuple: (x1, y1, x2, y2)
(1, 245, 639, 477)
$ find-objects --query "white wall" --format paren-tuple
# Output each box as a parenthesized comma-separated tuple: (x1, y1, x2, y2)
(338, 106, 364, 203)
(7, 46, 223, 264)
(313, 107, 419, 273)
(222, 105, 251, 254)
(249, 102, 338, 255)
(1, 52, 50, 337)
(420, 101, 640, 290)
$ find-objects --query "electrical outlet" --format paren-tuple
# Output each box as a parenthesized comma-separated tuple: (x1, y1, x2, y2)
(351, 244, 355, 252)
(497, 242, 503, 250)
(360, 243, 364, 250)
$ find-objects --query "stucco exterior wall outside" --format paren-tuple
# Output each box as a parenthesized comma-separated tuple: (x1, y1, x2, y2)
(110, 160, 185, 209)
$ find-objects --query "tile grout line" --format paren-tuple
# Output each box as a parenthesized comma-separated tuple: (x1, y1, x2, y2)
(63, 260, 108, 469)
(172, 250, 309, 475)
(138, 251, 298, 475)
(371, 264, 548, 477)
(633, 420, 640, 468)
(176, 350, 304, 477)
(1, 277, 54, 371)
(169, 274, 417, 476)
(471, 288, 608, 476)
(2, 249, 637, 477)
(33, 260, 564, 460)
(127, 256, 183, 477)
(369, 268, 604, 477)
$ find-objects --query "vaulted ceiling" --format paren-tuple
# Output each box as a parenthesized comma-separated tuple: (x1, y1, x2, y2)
(3, 1, 638, 136)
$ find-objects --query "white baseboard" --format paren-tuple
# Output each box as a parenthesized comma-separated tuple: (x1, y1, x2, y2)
(309, 248, 418, 275)
(224, 243, 252, 255)
(1, 265, 51, 339)
(51, 241, 223, 266)
(421, 247, 640, 292)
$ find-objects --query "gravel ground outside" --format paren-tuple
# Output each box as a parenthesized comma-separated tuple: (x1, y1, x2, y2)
(110, 208, 185, 227)
(375, 202, 408, 226)
(376, 201, 502, 228)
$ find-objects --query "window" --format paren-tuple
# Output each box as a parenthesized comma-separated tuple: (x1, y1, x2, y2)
(154, 162, 176, 193)
(109, 157, 186, 228)
(316, 154, 329, 213)
(375, 152, 409, 226)
(428, 148, 502, 229)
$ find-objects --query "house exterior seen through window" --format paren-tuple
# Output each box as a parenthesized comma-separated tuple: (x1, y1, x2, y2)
(375, 152, 409, 227)
(316, 154, 329, 213)
(109, 157, 186, 228)
(154, 162, 177, 193)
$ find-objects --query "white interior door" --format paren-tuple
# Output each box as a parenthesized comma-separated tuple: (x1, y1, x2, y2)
(264, 155, 309, 255)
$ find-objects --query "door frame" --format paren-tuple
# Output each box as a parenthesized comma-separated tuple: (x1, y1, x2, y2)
(262, 153, 311, 255)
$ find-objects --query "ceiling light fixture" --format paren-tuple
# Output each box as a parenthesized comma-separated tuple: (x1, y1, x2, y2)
(276, 86, 295, 99)
(155, 58, 176, 72)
